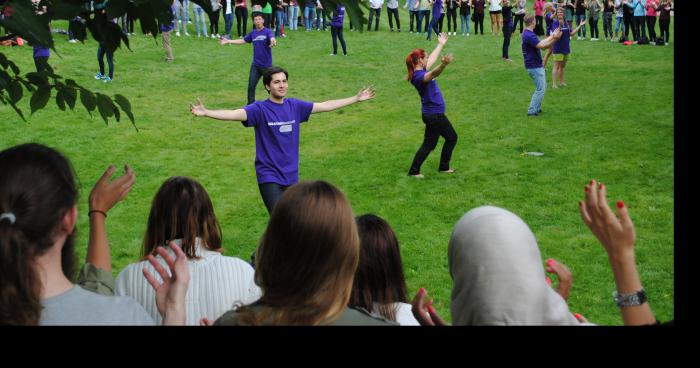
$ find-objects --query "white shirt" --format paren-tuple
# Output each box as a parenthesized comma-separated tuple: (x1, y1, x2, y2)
(372, 302, 421, 325)
(226, 0, 233, 14)
(369, 0, 385, 9)
(115, 238, 261, 325)
(387, 0, 399, 8)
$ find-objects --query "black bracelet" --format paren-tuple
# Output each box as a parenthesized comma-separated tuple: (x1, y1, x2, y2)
(88, 210, 107, 218)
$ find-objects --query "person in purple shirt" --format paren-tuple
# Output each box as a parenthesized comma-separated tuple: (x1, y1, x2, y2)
(329, 3, 347, 55)
(405, 33, 457, 179)
(521, 14, 561, 116)
(551, 7, 585, 89)
(427, 0, 444, 40)
(190, 66, 376, 214)
(220, 12, 277, 105)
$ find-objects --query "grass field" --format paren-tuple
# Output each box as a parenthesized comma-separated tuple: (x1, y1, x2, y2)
(0, 11, 674, 325)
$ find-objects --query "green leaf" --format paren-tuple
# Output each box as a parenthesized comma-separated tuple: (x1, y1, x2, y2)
(8, 80, 23, 104)
(114, 94, 137, 130)
(64, 86, 77, 110)
(80, 88, 97, 115)
(106, 0, 129, 20)
(30, 84, 52, 114)
(0, 52, 7, 69)
(7, 60, 20, 76)
(96, 93, 115, 124)
(112, 101, 121, 122)
(65, 79, 79, 88)
(0, 70, 9, 89)
(56, 89, 67, 111)
(26, 72, 48, 87)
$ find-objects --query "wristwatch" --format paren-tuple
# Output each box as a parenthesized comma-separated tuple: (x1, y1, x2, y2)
(613, 288, 647, 307)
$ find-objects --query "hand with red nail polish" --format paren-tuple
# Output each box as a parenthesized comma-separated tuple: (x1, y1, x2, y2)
(411, 288, 448, 326)
(545, 258, 572, 301)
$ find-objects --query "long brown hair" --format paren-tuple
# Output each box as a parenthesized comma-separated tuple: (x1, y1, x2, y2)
(237, 180, 359, 325)
(406, 48, 426, 81)
(0, 143, 78, 325)
(350, 214, 409, 322)
(142, 176, 222, 259)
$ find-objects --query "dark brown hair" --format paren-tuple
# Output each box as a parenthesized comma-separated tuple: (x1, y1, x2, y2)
(237, 180, 359, 325)
(350, 214, 409, 321)
(0, 143, 78, 325)
(142, 176, 222, 260)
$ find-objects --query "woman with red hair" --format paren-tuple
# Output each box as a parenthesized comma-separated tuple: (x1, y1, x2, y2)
(405, 33, 457, 179)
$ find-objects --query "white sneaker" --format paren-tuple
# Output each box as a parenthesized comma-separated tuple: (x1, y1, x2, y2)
(185, 32, 190, 36)
(176, 32, 180, 37)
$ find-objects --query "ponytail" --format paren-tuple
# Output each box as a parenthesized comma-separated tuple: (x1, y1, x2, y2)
(0, 225, 43, 325)
(405, 49, 426, 82)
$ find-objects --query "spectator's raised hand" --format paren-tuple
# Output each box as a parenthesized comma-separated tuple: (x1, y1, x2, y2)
(545, 258, 573, 301)
(411, 287, 448, 326)
(143, 242, 190, 325)
(89, 164, 135, 214)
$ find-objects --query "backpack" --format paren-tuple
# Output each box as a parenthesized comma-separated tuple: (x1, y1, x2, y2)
(637, 36, 649, 45)
(655, 37, 665, 45)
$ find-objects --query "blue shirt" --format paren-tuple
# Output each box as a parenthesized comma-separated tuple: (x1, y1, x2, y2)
(244, 27, 275, 68)
(411, 70, 446, 115)
(551, 19, 571, 54)
(242, 98, 314, 185)
(521, 29, 543, 69)
(331, 5, 345, 27)
(432, 0, 443, 21)
(33, 46, 50, 58)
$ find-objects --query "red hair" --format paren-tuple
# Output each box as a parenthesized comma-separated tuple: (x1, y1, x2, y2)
(405, 49, 426, 82)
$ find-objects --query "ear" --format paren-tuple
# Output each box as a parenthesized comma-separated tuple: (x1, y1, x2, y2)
(61, 205, 78, 235)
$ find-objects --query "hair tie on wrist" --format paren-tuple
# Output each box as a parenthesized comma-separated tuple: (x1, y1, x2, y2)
(88, 210, 107, 218)
(0, 212, 16, 225)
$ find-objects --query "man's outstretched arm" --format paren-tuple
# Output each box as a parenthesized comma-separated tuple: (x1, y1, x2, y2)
(311, 86, 376, 113)
(191, 98, 248, 121)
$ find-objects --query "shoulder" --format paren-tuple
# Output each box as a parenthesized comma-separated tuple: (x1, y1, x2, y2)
(332, 307, 399, 326)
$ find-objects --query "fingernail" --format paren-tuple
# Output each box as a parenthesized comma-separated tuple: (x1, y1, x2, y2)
(574, 313, 582, 320)
(545, 277, 552, 285)
(428, 306, 436, 314)
(590, 179, 595, 185)
(617, 201, 624, 209)
(419, 287, 425, 293)
(547, 259, 555, 266)
(584, 186, 589, 192)
(600, 183, 605, 190)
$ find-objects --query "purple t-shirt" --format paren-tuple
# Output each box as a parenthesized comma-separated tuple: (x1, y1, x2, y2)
(244, 27, 275, 68)
(432, 1, 443, 21)
(521, 29, 543, 69)
(411, 70, 446, 115)
(551, 19, 570, 55)
(33, 46, 50, 58)
(331, 5, 345, 27)
(242, 98, 314, 185)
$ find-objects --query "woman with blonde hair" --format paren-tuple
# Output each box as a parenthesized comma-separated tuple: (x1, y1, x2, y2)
(214, 180, 395, 325)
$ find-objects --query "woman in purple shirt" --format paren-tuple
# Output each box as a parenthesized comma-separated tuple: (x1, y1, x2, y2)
(405, 33, 458, 179)
(190, 66, 375, 213)
(330, 3, 347, 55)
(551, 7, 585, 88)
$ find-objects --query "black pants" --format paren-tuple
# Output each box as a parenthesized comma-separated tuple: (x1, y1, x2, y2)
(474, 13, 484, 34)
(409, 10, 417, 32)
(633, 15, 645, 40)
(331, 25, 346, 54)
(387, 7, 400, 30)
(589, 17, 599, 38)
(623, 12, 632, 39)
(236, 7, 248, 37)
(514, 13, 524, 33)
(408, 113, 458, 175)
(603, 12, 613, 38)
(447, 8, 457, 33)
(438, 13, 444, 32)
(209, 9, 220, 35)
(646, 15, 657, 40)
(248, 64, 266, 104)
(258, 182, 290, 214)
(502, 23, 512, 58)
(368, 8, 381, 31)
(659, 18, 670, 43)
(34, 56, 49, 73)
(535, 15, 544, 35)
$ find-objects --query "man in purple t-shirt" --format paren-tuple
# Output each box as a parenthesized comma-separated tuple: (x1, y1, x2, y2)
(190, 66, 375, 214)
(521, 14, 561, 116)
(220, 12, 277, 105)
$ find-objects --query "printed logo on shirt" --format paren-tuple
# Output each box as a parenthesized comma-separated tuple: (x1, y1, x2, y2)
(254, 35, 268, 42)
(268, 120, 295, 133)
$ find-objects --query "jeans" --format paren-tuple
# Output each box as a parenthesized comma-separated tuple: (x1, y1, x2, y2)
(387, 7, 400, 30)
(474, 12, 484, 34)
(316, 8, 326, 30)
(331, 25, 346, 54)
(275, 9, 285, 36)
(209, 9, 220, 35)
(589, 17, 598, 38)
(183, 0, 190, 23)
(461, 14, 470, 34)
(305, 6, 315, 30)
(633, 15, 645, 40)
(576, 14, 586, 37)
(368, 8, 380, 31)
(194, 6, 208, 36)
(248, 64, 266, 104)
(623, 12, 632, 38)
(446, 8, 457, 33)
(514, 13, 524, 33)
(646, 15, 656, 40)
(502, 23, 512, 58)
(603, 12, 613, 38)
(236, 7, 248, 36)
(615, 15, 624, 36)
(426, 14, 442, 39)
(174, 1, 188, 33)
(409, 10, 417, 32)
(97, 44, 114, 78)
(258, 182, 290, 214)
(659, 18, 670, 43)
(288, 6, 299, 30)
(224, 12, 234, 38)
(408, 113, 458, 175)
(526, 67, 546, 115)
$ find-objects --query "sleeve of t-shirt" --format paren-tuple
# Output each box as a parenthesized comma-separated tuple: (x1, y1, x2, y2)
(244, 32, 253, 43)
(411, 70, 425, 88)
(243, 103, 263, 127)
(525, 33, 539, 48)
(291, 99, 314, 124)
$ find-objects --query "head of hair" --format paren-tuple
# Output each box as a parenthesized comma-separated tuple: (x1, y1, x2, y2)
(142, 176, 222, 260)
(262, 66, 289, 93)
(524, 13, 536, 26)
(239, 180, 359, 325)
(405, 48, 426, 82)
(0, 143, 78, 325)
(252, 11, 264, 20)
(349, 214, 408, 322)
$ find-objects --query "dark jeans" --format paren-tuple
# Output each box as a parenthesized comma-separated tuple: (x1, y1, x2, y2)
(633, 15, 645, 40)
(417, 10, 430, 32)
(331, 25, 346, 54)
(236, 7, 248, 37)
(248, 64, 266, 104)
(409, 10, 417, 32)
(209, 9, 220, 35)
(426, 14, 443, 40)
(387, 7, 400, 30)
(368, 8, 381, 31)
(623, 12, 632, 39)
(659, 18, 670, 43)
(603, 12, 613, 38)
(589, 17, 599, 38)
(97, 44, 114, 78)
(258, 182, 290, 214)
(514, 13, 524, 33)
(34, 56, 49, 73)
(474, 12, 484, 34)
(408, 113, 458, 175)
(447, 8, 457, 32)
(502, 23, 512, 58)
(646, 15, 657, 40)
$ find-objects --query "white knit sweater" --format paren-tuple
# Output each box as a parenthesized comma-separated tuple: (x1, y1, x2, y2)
(115, 238, 261, 325)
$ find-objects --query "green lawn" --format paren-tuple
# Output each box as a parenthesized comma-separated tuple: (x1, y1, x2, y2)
(0, 11, 674, 325)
